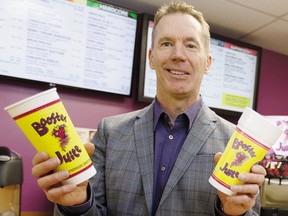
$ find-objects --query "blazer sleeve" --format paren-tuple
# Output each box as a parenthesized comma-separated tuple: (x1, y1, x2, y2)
(214, 195, 260, 216)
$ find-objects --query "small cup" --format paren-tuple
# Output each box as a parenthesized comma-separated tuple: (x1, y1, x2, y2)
(4, 88, 96, 185)
(209, 107, 283, 196)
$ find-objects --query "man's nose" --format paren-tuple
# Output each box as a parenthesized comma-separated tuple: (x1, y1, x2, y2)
(170, 44, 187, 60)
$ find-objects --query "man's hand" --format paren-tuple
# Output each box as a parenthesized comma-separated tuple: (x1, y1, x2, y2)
(214, 152, 266, 216)
(32, 143, 95, 206)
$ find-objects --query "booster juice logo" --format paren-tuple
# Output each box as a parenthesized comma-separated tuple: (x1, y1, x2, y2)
(31, 112, 67, 136)
(31, 112, 84, 165)
(219, 137, 257, 178)
(31, 112, 70, 151)
(232, 138, 256, 158)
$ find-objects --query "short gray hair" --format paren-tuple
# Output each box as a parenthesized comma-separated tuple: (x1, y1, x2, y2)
(152, 1, 211, 54)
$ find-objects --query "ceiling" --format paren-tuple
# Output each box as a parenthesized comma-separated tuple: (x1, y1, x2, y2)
(103, 0, 288, 56)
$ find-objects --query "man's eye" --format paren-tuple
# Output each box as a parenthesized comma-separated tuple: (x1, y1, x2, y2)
(187, 43, 196, 49)
(161, 42, 172, 47)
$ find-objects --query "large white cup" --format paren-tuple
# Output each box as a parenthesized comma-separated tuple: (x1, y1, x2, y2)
(5, 88, 96, 185)
(209, 107, 283, 196)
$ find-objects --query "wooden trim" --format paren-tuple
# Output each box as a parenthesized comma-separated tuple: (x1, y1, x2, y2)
(21, 212, 52, 216)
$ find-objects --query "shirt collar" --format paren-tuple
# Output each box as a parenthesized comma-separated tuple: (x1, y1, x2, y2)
(153, 97, 203, 131)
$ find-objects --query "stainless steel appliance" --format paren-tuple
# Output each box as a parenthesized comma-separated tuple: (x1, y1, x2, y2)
(0, 147, 23, 216)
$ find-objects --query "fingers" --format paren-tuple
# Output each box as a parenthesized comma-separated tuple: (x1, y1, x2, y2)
(84, 142, 95, 157)
(31, 150, 89, 206)
(251, 164, 267, 176)
(239, 164, 266, 185)
(32, 152, 49, 166)
(216, 155, 265, 215)
(213, 152, 222, 165)
(45, 183, 77, 202)
(230, 184, 260, 197)
(32, 155, 60, 179)
(31, 152, 71, 201)
(230, 164, 266, 196)
(238, 172, 265, 186)
(225, 192, 256, 210)
(37, 170, 69, 190)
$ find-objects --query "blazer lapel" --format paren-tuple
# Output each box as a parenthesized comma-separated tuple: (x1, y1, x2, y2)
(134, 103, 155, 215)
(160, 104, 217, 204)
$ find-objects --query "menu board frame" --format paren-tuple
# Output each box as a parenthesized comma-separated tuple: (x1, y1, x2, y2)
(0, 0, 139, 96)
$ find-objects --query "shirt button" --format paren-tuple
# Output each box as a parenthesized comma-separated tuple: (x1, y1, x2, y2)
(161, 166, 166, 172)
(169, 135, 173, 140)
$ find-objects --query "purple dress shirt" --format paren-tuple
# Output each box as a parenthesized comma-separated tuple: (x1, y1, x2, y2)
(152, 98, 203, 215)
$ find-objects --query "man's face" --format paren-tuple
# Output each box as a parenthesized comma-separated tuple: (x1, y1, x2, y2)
(149, 13, 212, 100)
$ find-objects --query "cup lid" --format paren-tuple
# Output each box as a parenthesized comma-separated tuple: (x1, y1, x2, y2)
(4, 88, 59, 118)
(238, 107, 283, 147)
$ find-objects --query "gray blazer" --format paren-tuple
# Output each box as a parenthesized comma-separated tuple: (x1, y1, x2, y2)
(54, 102, 260, 216)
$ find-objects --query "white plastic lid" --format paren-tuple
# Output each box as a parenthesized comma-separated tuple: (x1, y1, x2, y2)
(4, 88, 59, 118)
(238, 107, 283, 147)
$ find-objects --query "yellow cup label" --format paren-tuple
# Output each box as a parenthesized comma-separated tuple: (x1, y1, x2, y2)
(14, 99, 93, 178)
(212, 128, 269, 190)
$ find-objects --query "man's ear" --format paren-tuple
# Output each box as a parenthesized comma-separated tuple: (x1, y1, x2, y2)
(148, 48, 155, 70)
(204, 54, 212, 74)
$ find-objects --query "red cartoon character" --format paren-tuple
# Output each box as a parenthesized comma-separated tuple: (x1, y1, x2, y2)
(230, 152, 248, 168)
(52, 124, 69, 151)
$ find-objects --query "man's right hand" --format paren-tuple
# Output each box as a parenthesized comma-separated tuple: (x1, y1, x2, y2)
(31, 143, 95, 206)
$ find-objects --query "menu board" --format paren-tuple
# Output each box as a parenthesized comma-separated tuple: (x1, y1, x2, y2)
(0, 0, 138, 95)
(138, 15, 261, 115)
(200, 38, 259, 113)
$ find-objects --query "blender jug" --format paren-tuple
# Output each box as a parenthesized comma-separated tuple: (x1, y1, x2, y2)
(0, 146, 23, 216)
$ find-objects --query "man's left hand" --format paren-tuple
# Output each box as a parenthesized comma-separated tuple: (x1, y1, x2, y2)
(214, 152, 266, 216)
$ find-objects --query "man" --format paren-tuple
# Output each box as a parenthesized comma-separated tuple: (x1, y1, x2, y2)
(32, 1, 266, 215)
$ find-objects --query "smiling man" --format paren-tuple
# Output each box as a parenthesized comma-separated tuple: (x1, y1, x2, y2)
(149, 11, 212, 123)
(32, 2, 266, 216)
